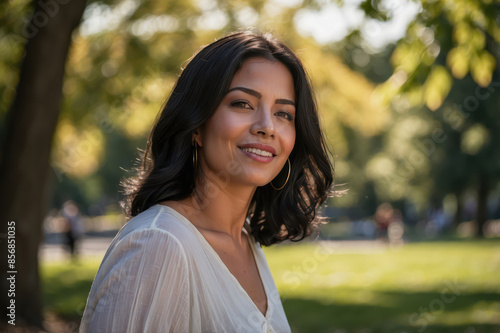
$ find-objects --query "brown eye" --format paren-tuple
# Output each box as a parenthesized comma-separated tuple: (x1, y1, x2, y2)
(231, 100, 252, 109)
(276, 111, 294, 121)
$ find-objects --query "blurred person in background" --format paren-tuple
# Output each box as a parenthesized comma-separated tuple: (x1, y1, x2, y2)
(60, 200, 84, 259)
(374, 202, 403, 241)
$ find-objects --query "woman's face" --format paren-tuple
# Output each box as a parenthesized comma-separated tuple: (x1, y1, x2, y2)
(196, 57, 296, 189)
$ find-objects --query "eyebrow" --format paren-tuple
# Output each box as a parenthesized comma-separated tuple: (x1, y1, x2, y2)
(227, 86, 295, 107)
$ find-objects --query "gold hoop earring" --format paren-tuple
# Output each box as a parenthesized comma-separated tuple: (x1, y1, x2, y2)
(271, 158, 290, 190)
(192, 142, 198, 172)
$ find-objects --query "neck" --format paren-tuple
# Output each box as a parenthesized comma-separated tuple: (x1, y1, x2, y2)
(181, 170, 256, 245)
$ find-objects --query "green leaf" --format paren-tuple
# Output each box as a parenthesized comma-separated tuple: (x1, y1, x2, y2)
(423, 65, 453, 111)
(447, 46, 469, 79)
(470, 50, 496, 87)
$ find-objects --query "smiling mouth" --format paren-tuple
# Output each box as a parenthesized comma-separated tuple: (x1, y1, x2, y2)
(238, 146, 275, 157)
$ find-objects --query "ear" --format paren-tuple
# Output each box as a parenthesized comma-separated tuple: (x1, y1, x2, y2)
(192, 128, 202, 147)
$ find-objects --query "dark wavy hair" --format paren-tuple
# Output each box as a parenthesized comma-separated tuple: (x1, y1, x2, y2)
(122, 30, 334, 246)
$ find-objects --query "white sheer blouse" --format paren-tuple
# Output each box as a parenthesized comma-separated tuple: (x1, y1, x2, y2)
(79, 204, 291, 333)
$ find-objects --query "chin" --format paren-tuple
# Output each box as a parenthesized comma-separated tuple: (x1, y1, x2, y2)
(240, 176, 274, 188)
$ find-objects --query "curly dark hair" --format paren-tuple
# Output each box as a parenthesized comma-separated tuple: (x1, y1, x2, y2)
(122, 30, 334, 246)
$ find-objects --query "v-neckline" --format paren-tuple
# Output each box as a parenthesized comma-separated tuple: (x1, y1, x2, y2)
(156, 204, 271, 319)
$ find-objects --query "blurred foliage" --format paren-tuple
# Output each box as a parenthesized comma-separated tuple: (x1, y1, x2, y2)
(369, 0, 500, 222)
(334, 0, 500, 221)
(379, 0, 499, 111)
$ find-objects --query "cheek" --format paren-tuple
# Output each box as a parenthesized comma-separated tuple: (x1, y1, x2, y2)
(202, 110, 247, 151)
(213, 112, 243, 138)
(280, 125, 296, 155)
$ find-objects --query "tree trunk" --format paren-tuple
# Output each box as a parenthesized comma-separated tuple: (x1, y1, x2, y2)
(0, 0, 87, 328)
(475, 174, 489, 238)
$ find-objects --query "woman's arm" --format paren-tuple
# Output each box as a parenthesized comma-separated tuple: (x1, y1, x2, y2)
(80, 228, 191, 333)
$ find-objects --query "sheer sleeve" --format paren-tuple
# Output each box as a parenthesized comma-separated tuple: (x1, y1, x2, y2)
(80, 228, 191, 333)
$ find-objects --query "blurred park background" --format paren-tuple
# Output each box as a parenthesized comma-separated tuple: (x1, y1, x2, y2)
(1, 0, 499, 332)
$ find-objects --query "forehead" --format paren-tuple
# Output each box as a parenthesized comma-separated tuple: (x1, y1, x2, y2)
(230, 57, 295, 100)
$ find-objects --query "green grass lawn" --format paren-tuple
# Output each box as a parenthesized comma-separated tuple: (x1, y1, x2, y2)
(41, 239, 500, 332)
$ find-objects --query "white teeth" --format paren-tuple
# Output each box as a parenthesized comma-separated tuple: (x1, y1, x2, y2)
(240, 147, 273, 157)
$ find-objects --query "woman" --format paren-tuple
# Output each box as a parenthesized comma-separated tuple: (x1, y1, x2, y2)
(80, 31, 333, 333)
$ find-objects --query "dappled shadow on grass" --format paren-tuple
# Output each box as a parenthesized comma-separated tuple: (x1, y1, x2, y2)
(41, 261, 96, 321)
(282, 290, 500, 333)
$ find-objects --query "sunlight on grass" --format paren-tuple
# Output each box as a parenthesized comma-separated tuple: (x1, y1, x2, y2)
(42, 240, 500, 332)
(41, 257, 102, 320)
(263, 239, 500, 331)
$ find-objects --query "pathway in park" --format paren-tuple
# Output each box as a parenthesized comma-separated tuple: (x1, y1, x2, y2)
(39, 231, 390, 262)
(39, 231, 118, 262)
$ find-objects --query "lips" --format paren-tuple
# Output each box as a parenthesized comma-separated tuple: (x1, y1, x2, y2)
(238, 143, 277, 156)
(238, 143, 277, 163)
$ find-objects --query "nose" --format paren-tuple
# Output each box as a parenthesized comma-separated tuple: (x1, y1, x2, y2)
(250, 106, 275, 138)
